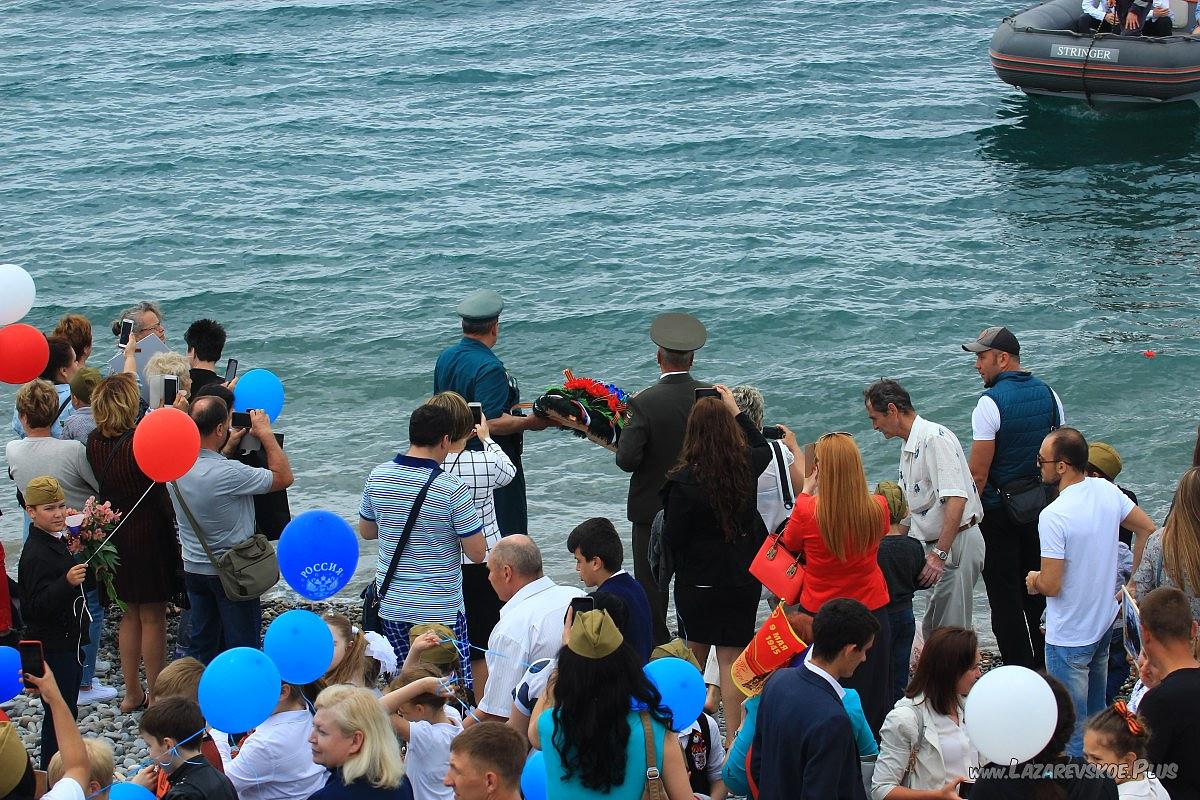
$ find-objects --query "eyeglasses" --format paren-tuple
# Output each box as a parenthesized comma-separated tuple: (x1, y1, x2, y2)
(819, 431, 854, 441)
(1035, 456, 1065, 467)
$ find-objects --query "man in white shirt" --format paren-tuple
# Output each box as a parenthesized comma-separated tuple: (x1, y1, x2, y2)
(1025, 427, 1157, 758)
(470, 535, 583, 724)
(864, 380, 986, 638)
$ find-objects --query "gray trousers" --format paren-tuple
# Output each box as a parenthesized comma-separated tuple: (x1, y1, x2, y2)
(921, 526, 986, 638)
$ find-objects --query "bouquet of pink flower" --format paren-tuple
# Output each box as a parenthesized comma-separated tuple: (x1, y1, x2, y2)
(65, 496, 124, 612)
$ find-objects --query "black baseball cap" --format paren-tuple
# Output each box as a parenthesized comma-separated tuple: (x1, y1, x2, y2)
(962, 326, 1020, 357)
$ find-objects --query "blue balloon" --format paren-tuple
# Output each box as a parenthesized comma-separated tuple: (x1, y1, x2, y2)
(644, 657, 705, 732)
(233, 368, 285, 422)
(0, 646, 20, 703)
(109, 783, 157, 800)
(264, 609, 336, 684)
(199, 647, 280, 733)
(277, 509, 359, 600)
(521, 749, 547, 800)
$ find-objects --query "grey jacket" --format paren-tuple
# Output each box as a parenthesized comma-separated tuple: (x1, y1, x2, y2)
(871, 695, 979, 799)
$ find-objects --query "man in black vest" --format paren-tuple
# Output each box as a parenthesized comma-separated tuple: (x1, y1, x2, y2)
(616, 313, 708, 645)
(963, 326, 1065, 670)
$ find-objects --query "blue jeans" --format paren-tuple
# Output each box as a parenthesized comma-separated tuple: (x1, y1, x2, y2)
(184, 572, 261, 665)
(887, 604, 916, 705)
(1106, 625, 1129, 705)
(1045, 629, 1111, 758)
(79, 589, 103, 687)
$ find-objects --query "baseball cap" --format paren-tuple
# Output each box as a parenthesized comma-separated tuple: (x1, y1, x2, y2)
(962, 326, 1020, 357)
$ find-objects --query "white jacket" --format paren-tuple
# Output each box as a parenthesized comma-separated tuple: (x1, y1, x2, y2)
(871, 696, 981, 800)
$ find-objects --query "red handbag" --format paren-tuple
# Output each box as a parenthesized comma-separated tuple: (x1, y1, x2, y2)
(749, 525, 805, 605)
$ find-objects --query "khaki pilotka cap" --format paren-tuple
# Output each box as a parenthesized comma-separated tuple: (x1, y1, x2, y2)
(24, 476, 65, 507)
(1088, 442, 1123, 480)
(409, 623, 460, 665)
(567, 609, 625, 659)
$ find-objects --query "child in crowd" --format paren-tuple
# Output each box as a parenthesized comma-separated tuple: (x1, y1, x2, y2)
(150, 656, 225, 794)
(47, 738, 115, 799)
(132, 697, 237, 800)
(59, 368, 101, 443)
(404, 623, 472, 718)
(873, 481, 926, 704)
(323, 612, 395, 691)
(649, 641, 728, 800)
(380, 664, 461, 800)
(16, 476, 89, 770)
(1083, 702, 1169, 799)
(566, 517, 654, 663)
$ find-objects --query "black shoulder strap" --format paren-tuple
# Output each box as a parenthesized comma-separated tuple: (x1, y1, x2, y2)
(377, 465, 442, 603)
(57, 395, 71, 422)
(1048, 385, 1061, 431)
(771, 441, 793, 510)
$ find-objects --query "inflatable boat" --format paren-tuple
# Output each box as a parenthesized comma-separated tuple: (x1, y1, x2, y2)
(990, 0, 1200, 103)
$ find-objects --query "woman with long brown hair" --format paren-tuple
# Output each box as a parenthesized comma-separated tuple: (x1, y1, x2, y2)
(662, 384, 771, 743)
(781, 431, 893, 734)
(1135, 466, 1200, 623)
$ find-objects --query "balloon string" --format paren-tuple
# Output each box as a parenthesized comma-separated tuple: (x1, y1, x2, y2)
(435, 633, 535, 671)
(83, 725, 208, 799)
(83, 483, 155, 566)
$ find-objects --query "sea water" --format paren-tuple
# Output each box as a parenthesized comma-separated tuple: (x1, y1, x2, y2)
(3, 0, 1199, 647)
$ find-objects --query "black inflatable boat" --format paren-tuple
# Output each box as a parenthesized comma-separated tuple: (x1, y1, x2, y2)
(990, 0, 1200, 103)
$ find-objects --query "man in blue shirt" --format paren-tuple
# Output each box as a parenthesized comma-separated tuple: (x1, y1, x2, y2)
(566, 517, 654, 663)
(433, 290, 548, 537)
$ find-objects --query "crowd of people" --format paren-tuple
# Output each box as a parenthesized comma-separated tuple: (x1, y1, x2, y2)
(2, 294, 1200, 800)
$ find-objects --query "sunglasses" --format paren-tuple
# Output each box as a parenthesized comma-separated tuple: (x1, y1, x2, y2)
(819, 431, 854, 440)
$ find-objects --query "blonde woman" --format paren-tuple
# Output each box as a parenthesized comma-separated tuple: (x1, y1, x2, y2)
(425, 391, 515, 692)
(85, 373, 182, 711)
(308, 685, 407, 800)
(1135, 467, 1200, 623)
(145, 351, 192, 409)
(779, 432, 893, 734)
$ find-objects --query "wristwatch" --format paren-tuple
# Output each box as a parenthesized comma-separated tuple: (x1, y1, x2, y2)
(932, 547, 949, 562)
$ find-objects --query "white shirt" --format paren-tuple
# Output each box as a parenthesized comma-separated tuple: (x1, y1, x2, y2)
(443, 439, 516, 565)
(900, 416, 984, 543)
(803, 650, 846, 699)
(1118, 776, 1171, 799)
(478, 576, 584, 717)
(932, 712, 971, 780)
(42, 778, 84, 800)
(212, 710, 328, 800)
(676, 714, 727, 785)
(1040, 477, 1136, 646)
(971, 390, 1065, 441)
(407, 719, 463, 800)
(755, 441, 795, 534)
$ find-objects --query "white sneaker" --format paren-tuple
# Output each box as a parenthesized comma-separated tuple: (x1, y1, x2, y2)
(94, 659, 112, 675)
(77, 682, 118, 705)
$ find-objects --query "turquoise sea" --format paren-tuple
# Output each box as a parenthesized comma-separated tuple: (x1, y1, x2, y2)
(3, 0, 1199, 645)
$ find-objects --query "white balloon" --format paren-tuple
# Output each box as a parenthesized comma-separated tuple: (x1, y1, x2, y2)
(965, 665, 1057, 765)
(0, 264, 35, 325)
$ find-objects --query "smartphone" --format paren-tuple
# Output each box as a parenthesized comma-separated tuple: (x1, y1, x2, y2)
(695, 387, 720, 399)
(569, 596, 597, 617)
(231, 411, 252, 429)
(162, 375, 177, 406)
(117, 318, 135, 348)
(762, 425, 784, 440)
(468, 402, 483, 426)
(802, 443, 817, 476)
(224, 358, 238, 383)
(957, 782, 974, 798)
(18, 640, 44, 689)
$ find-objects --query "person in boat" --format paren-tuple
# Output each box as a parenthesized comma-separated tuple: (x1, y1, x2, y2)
(1075, 0, 1170, 35)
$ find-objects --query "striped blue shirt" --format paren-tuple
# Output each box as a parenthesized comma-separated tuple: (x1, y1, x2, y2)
(360, 454, 483, 625)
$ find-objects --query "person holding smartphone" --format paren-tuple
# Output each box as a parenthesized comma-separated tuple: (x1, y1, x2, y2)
(17, 476, 91, 770)
(183, 319, 228, 394)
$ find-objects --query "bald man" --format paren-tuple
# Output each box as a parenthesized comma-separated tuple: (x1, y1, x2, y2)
(472, 535, 583, 724)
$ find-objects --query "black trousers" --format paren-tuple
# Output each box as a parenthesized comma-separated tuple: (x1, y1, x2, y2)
(981, 511, 1046, 669)
(40, 647, 81, 770)
(632, 521, 671, 645)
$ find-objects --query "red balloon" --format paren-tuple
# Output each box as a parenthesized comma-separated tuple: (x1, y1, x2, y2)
(133, 407, 201, 483)
(0, 324, 49, 384)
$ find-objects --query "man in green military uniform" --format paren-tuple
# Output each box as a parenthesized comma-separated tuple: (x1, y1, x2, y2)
(434, 290, 548, 537)
(615, 312, 709, 644)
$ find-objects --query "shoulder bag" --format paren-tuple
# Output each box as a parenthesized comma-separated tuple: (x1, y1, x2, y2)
(360, 465, 441, 633)
(639, 710, 667, 800)
(749, 525, 806, 605)
(997, 386, 1061, 526)
(770, 440, 795, 513)
(170, 482, 279, 601)
(900, 704, 927, 788)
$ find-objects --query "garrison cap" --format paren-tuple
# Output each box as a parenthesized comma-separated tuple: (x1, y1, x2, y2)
(456, 290, 504, 322)
(962, 325, 1020, 357)
(650, 313, 707, 352)
(1088, 442, 1123, 481)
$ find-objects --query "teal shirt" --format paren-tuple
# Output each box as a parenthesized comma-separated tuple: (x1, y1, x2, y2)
(433, 337, 511, 419)
(538, 708, 669, 800)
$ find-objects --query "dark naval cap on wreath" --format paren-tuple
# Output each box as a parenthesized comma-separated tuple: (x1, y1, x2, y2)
(650, 312, 707, 352)
(456, 289, 504, 322)
(962, 325, 1020, 357)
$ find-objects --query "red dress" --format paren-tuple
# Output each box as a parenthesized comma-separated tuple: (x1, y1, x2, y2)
(781, 493, 891, 612)
(86, 431, 182, 605)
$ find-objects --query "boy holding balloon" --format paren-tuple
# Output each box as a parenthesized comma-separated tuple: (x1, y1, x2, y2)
(132, 697, 237, 800)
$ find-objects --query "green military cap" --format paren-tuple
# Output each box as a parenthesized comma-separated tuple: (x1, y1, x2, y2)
(650, 313, 706, 352)
(69, 367, 102, 403)
(456, 290, 504, 322)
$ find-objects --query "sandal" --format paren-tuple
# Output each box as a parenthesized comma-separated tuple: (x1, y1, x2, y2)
(120, 685, 149, 714)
